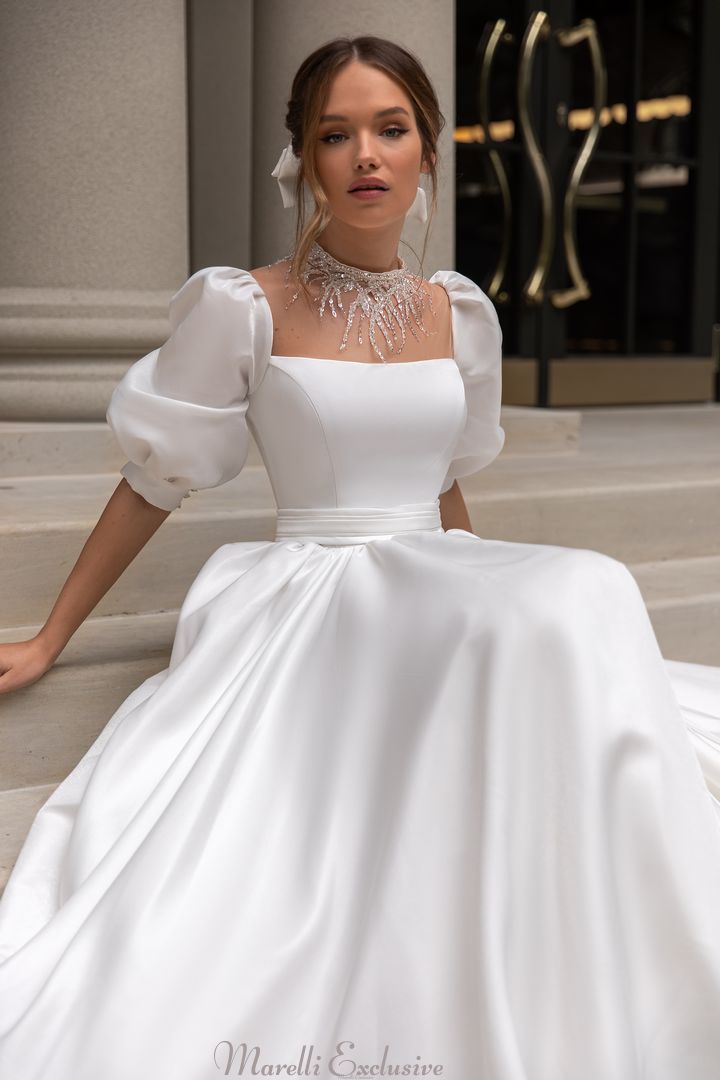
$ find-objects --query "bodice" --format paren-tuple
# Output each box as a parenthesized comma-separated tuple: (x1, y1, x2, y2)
(247, 356, 467, 511)
(105, 265, 506, 527)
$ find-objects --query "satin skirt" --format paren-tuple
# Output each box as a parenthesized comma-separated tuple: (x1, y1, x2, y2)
(1, 504, 720, 1080)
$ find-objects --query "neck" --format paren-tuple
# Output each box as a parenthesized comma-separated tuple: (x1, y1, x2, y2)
(314, 221, 403, 273)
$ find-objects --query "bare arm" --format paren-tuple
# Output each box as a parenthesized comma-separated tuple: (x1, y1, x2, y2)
(0, 478, 170, 694)
(439, 480, 473, 533)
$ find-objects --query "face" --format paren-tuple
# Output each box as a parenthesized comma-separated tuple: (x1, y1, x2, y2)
(310, 60, 433, 227)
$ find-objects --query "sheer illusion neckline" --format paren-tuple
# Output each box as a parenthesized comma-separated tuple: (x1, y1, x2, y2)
(247, 269, 455, 368)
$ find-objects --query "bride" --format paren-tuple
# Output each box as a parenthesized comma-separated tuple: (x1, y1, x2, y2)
(1, 33, 720, 1080)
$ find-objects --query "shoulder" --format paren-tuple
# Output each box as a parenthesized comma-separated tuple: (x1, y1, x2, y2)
(426, 278, 452, 314)
(169, 265, 274, 333)
(248, 258, 292, 298)
(173, 264, 266, 305)
(427, 269, 495, 308)
(166, 266, 274, 387)
(428, 270, 501, 341)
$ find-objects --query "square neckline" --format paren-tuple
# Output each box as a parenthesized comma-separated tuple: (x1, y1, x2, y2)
(247, 269, 456, 368)
(270, 354, 456, 367)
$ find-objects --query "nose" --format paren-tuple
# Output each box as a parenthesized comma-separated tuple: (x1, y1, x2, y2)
(353, 134, 379, 171)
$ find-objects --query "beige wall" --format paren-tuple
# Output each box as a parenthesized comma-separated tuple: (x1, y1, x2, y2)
(0, 0, 188, 291)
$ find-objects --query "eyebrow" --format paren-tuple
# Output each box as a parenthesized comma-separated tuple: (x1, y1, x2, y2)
(318, 106, 411, 123)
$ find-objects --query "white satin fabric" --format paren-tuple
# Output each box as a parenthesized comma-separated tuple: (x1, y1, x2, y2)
(1, 266, 720, 1080)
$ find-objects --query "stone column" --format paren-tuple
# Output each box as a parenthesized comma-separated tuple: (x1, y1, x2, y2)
(0, 0, 189, 419)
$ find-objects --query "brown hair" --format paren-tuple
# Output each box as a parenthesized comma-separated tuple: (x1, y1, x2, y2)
(283, 36, 446, 301)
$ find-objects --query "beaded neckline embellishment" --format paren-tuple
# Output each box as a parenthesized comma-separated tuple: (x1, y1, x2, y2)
(281, 242, 437, 364)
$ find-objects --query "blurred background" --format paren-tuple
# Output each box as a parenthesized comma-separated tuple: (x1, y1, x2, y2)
(457, 0, 719, 409)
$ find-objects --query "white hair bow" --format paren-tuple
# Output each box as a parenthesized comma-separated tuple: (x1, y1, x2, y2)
(270, 139, 428, 223)
(270, 141, 300, 209)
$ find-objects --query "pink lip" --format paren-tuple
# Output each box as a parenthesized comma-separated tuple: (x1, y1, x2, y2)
(349, 188, 389, 201)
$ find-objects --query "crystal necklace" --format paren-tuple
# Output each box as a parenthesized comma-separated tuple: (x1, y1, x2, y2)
(281, 241, 437, 363)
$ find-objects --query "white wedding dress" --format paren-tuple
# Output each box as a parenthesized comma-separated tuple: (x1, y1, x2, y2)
(1, 266, 720, 1080)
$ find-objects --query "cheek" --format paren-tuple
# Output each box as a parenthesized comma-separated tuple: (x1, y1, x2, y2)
(396, 141, 424, 175)
(398, 154, 422, 188)
(317, 153, 345, 194)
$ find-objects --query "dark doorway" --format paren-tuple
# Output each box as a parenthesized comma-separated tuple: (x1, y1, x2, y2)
(456, 0, 720, 405)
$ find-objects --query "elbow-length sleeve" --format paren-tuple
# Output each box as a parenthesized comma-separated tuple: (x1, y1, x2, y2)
(106, 266, 272, 510)
(430, 269, 505, 495)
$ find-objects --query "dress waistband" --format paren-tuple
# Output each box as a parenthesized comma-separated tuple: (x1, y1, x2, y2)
(275, 501, 442, 544)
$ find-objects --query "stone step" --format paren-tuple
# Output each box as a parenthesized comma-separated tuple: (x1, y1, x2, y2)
(628, 554, 720, 665)
(463, 467, 720, 563)
(0, 406, 581, 478)
(0, 610, 175, 793)
(493, 406, 582, 455)
(0, 469, 278, 625)
(1, 550, 717, 894)
(0, 421, 121, 477)
(0, 419, 265, 476)
(575, 401, 720, 455)
(460, 403, 720, 563)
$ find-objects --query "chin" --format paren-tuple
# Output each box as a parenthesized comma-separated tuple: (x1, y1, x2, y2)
(331, 205, 408, 229)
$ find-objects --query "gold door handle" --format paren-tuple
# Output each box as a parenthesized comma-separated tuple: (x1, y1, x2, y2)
(549, 18, 607, 308)
(477, 19, 514, 304)
(518, 10, 554, 305)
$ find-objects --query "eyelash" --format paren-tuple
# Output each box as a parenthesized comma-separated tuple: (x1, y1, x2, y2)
(320, 127, 409, 145)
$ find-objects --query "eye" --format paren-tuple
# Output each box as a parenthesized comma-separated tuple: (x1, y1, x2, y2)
(320, 126, 410, 145)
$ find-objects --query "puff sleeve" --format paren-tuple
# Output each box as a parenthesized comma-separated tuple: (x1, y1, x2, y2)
(430, 270, 505, 495)
(106, 266, 272, 510)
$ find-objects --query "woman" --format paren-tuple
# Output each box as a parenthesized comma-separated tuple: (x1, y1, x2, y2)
(1, 34, 720, 1080)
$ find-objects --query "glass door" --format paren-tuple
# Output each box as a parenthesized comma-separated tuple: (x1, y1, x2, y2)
(456, 0, 720, 406)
